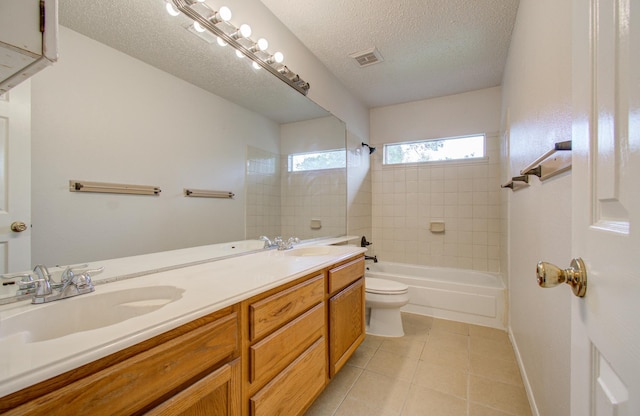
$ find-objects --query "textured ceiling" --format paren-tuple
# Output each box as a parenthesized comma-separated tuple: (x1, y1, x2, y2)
(58, 0, 329, 124)
(59, 0, 519, 118)
(260, 0, 520, 108)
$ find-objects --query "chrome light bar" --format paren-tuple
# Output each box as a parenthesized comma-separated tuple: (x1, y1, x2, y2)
(169, 0, 310, 96)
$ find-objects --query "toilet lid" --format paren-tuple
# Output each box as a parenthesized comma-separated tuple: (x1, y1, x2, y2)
(365, 277, 409, 294)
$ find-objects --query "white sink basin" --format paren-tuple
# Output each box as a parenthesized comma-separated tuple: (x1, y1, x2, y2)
(284, 246, 338, 257)
(0, 285, 184, 343)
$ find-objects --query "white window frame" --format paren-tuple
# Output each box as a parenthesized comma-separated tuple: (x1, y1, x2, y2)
(287, 149, 346, 172)
(382, 134, 487, 166)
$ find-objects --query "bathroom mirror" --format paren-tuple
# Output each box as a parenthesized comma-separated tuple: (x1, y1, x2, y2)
(246, 116, 347, 240)
(0, 0, 347, 300)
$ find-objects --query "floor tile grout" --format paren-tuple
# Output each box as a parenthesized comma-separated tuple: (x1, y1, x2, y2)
(306, 313, 531, 416)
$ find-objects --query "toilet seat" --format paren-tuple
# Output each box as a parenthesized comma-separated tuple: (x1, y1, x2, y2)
(365, 277, 408, 295)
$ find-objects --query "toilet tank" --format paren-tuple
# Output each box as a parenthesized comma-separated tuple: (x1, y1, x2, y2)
(0, 0, 58, 94)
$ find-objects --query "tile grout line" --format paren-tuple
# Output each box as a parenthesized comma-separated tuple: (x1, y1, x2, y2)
(329, 368, 365, 416)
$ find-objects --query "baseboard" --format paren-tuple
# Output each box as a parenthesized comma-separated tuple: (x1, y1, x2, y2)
(508, 326, 540, 416)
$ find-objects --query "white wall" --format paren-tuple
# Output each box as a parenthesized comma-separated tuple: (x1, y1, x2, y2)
(31, 27, 280, 265)
(368, 88, 503, 270)
(500, 0, 572, 415)
(370, 87, 502, 144)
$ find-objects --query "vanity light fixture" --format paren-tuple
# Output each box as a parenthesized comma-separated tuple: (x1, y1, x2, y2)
(165, 1, 181, 17)
(249, 38, 269, 53)
(230, 23, 252, 40)
(210, 6, 232, 23)
(165, 0, 310, 96)
(192, 21, 206, 33)
(266, 51, 284, 64)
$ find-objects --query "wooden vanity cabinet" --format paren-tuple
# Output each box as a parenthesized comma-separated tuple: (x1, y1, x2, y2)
(0, 253, 366, 416)
(328, 256, 366, 377)
(241, 273, 327, 416)
(240, 253, 366, 416)
(0, 306, 241, 416)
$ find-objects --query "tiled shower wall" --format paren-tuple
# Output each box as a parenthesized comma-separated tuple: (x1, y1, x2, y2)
(245, 145, 347, 240)
(245, 146, 281, 239)
(280, 162, 347, 240)
(370, 133, 501, 272)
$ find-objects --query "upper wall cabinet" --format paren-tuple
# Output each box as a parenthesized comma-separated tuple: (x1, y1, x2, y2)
(0, 0, 58, 94)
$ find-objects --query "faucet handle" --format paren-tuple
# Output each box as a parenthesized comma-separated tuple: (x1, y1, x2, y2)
(74, 267, 103, 292)
(60, 264, 87, 283)
(61, 264, 103, 283)
(73, 272, 91, 289)
(1, 272, 36, 293)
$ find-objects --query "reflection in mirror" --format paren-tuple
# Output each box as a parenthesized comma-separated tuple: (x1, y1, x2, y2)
(246, 116, 347, 240)
(0, 1, 349, 301)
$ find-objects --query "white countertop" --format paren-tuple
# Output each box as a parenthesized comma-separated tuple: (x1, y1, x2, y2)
(0, 242, 366, 397)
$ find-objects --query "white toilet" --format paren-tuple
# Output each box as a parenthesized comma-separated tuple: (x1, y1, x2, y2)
(365, 277, 410, 337)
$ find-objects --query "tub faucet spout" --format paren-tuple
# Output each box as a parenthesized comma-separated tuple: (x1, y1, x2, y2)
(365, 255, 378, 263)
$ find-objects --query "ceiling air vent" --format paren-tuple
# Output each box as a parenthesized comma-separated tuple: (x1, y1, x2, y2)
(349, 47, 384, 68)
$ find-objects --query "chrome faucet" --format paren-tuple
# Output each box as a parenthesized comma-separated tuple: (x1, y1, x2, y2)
(259, 235, 276, 249)
(29, 264, 103, 304)
(1, 271, 37, 295)
(274, 236, 300, 251)
(32, 264, 53, 298)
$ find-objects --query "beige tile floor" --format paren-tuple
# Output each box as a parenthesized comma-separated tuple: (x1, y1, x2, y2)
(306, 313, 532, 416)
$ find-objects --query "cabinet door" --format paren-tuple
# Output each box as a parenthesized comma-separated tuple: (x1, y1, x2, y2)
(329, 278, 365, 377)
(146, 359, 240, 416)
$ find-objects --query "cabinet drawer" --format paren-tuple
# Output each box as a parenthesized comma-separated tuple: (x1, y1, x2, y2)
(328, 256, 364, 295)
(249, 274, 324, 341)
(6, 312, 239, 416)
(250, 302, 324, 387)
(250, 338, 326, 416)
(145, 358, 241, 416)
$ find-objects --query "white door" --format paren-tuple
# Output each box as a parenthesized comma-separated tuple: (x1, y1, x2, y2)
(0, 81, 31, 273)
(571, 0, 640, 415)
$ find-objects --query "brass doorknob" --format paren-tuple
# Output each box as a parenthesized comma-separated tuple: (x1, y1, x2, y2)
(536, 258, 587, 297)
(10, 222, 28, 233)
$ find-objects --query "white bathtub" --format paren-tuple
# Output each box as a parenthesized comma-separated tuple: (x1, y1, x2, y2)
(365, 262, 506, 329)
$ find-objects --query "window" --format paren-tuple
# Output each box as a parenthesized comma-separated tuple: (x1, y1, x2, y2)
(383, 134, 486, 165)
(288, 149, 346, 172)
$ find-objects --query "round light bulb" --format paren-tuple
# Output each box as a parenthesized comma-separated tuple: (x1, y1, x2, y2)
(216, 37, 227, 47)
(235, 50, 244, 59)
(252, 61, 261, 70)
(193, 21, 206, 33)
(218, 6, 232, 22)
(165, 2, 180, 16)
(273, 52, 284, 63)
(256, 38, 269, 51)
(239, 24, 252, 38)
